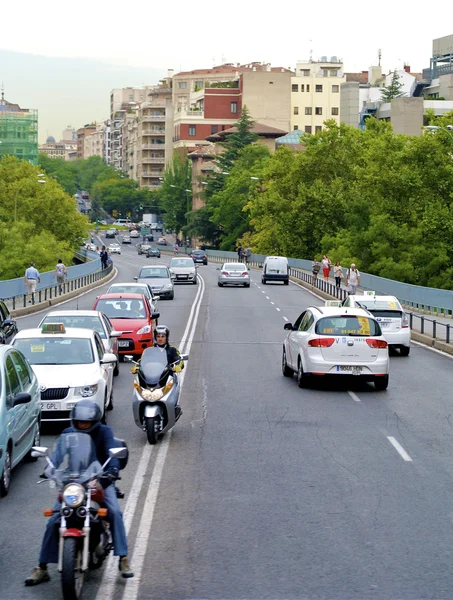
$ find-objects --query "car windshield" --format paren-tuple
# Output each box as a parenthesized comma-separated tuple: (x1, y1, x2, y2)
(315, 316, 380, 336)
(171, 259, 193, 267)
(96, 298, 147, 319)
(40, 315, 106, 338)
(224, 264, 246, 271)
(14, 337, 95, 365)
(139, 267, 168, 279)
(108, 285, 150, 298)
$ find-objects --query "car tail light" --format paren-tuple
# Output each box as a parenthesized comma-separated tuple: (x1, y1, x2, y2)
(366, 339, 388, 348)
(308, 338, 335, 347)
(221, 271, 228, 275)
(242, 271, 248, 276)
(402, 314, 409, 328)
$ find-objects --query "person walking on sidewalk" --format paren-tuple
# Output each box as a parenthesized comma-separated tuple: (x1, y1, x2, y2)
(24, 262, 40, 304)
(321, 255, 331, 279)
(312, 258, 321, 284)
(346, 263, 360, 294)
(334, 261, 343, 289)
(100, 246, 109, 270)
(54, 259, 67, 295)
(237, 245, 243, 263)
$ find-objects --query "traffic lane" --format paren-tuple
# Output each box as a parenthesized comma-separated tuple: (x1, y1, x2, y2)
(0, 259, 199, 600)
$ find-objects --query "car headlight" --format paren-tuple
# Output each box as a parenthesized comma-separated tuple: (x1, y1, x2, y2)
(137, 324, 152, 335)
(164, 283, 173, 289)
(74, 384, 98, 397)
(63, 483, 86, 508)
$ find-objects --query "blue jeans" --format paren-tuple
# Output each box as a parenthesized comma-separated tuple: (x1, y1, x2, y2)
(39, 484, 128, 563)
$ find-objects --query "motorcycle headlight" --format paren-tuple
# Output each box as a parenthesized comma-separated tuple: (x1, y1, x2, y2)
(141, 388, 164, 401)
(63, 483, 86, 508)
(74, 384, 98, 397)
(137, 324, 151, 335)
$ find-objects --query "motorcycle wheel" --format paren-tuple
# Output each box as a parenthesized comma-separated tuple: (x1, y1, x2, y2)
(145, 416, 159, 445)
(61, 537, 84, 600)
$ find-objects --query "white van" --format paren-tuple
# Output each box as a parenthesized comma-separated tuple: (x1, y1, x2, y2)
(262, 256, 289, 285)
(113, 218, 132, 227)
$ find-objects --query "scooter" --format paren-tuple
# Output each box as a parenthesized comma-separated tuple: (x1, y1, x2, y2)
(32, 432, 128, 600)
(125, 347, 188, 445)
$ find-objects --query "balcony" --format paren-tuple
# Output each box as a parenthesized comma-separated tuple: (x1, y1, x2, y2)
(141, 130, 165, 136)
(175, 108, 204, 120)
(141, 172, 162, 178)
(142, 144, 165, 150)
(142, 115, 165, 121)
(141, 156, 165, 163)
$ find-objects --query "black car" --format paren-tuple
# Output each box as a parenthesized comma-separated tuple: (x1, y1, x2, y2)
(191, 250, 208, 265)
(0, 300, 18, 344)
(146, 246, 161, 258)
(143, 234, 154, 242)
(105, 229, 116, 239)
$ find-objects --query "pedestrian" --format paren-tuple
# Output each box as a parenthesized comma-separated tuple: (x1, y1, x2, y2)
(24, 262, 40, 304)
(312, 258, 321, 284)
(334, 261, 343, 289)
(245, 247, 252, 265)
(100, 246, 109, 270)
(173, 243, 179, 255)
(237, 244, 243, 262)
(54, 259, 67, 295)
(321, 255, 331, 279)
(346, 263, 360, 294)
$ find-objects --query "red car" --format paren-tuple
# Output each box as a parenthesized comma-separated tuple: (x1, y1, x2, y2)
(93, 293, 159, 357)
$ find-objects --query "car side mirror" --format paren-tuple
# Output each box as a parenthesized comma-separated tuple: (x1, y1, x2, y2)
(2, 318, 15, 327)
(110, 330, 122, 338)
(216, 267, 220, 271)
(284, 323, 294, 330)
(101, 352, 117, 364)
(133, 277, 138, 281)
(152, 312, 160, 320)
(13, 392, 32, 406)
(153, 296, 161, 301)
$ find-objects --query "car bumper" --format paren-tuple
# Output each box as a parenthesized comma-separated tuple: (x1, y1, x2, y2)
(174, 274, 196, 283)
(263, 274, 288, 282)
(117, 336, 154, 355)
(304, 354, 389, 376)
(219, 276, 250, 285)
(381, 328, 411, 347)
(40, 389, 105, 422)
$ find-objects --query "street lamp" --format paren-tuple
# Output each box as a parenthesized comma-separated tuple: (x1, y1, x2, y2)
(15, 174, 46, 222)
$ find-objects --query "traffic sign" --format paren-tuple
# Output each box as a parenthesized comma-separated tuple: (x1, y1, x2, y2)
(141, 227, 151, 237)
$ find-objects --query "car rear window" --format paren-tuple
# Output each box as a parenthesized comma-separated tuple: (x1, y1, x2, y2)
(223, 264, 245, 271)
(316, 316, 381, 336)
(367, 309, 403, 319)
(356, 299, 402, 311)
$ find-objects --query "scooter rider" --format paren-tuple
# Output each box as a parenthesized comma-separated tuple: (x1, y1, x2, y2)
(25, 400, 134, 587)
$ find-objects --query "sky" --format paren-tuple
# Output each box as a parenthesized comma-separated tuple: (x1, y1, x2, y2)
(1, 0, 452, 142)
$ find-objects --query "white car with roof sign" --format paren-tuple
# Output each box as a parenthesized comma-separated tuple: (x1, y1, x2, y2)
(12, 324, 117, 422)
(343, 292, 410, 356)
(108, 243, 121, 254)
(282, 304, 390, 390)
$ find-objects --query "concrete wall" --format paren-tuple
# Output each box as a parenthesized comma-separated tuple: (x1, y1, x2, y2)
(389, 97, 424, 136)
(439, 74, 453, 100)
(340, 82, 361, 127)
(241, 71, 291, 132)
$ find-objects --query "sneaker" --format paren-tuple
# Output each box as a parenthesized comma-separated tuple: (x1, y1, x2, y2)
(119, 557, 134, 578)
(24, 566, 50, 586)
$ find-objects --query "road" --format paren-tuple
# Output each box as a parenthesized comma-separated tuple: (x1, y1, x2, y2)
(1, 236, 453, 600)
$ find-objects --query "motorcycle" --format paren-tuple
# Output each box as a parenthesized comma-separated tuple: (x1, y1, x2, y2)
(32, 432, 128, 600)
(125, 347, 188, 445)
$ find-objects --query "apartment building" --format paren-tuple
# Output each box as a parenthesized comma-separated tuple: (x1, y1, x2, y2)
(291, 57, 345, 134)
(83, 122, 107, 159)
(0, 92, 38, 165)
(76, 125, 96, 158)
(39, 135, 77, 160)
(110, 87, 150, 169)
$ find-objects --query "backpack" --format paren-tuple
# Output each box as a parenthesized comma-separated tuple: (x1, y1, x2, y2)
(313, 263, 320, 273)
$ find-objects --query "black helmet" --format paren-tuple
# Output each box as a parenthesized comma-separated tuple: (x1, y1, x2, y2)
(71, 399, 102, 433)
(154, 325, 170, 344)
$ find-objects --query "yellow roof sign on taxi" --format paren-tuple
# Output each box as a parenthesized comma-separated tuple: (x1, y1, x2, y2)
(41, 323, 66, 334)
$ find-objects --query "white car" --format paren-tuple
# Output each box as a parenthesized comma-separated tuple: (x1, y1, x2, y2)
(106, 282, 159, 314)
(108, 243, 121, 254)
(217, 263, 250, 287)
(282, 304, 390, 390)
(130, 230, 139, 238)
(169, 257, 197, 284)
(12, 323, 117, 422)
(343, 292, 411, 356)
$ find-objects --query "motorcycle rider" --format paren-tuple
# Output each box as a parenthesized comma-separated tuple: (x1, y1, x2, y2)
(25, 400, 134, 586)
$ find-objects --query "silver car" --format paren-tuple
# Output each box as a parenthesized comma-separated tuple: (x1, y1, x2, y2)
(217, 263, 251, 287)
(169, 257, 198, 284)
(107, 282, 160, 314)
(135, 265, 174, 300)
(38, 310, 121, 376)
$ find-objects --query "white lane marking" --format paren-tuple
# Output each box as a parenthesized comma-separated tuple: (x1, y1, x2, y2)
(266, 296, 270, 300)
(262, 291, 265, 294)
(283, 317, 289, 321)
(348, 391, 361, 402)
(121, 275, 205, 600)
(271, 302, 275, 305)
(96, 275, 205, 600)
(387, 436, 413, 462)
(276, 308, 281, 312)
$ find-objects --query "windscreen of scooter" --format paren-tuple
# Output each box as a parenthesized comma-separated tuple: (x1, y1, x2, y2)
(139, 347, 168, 387)
(52, 432, 102, 486)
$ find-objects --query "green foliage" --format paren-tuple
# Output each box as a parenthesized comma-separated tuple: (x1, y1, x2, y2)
(206, 81, 239, 88)
(0, 156, 88, 279)
(159, 153, 192, 233)
(380, 70, 405, 103)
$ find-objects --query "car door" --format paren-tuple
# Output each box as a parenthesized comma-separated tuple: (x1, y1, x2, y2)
(4, 353, 28, 466)
(94, 333, 112, 397)
(288, 311, 306, 369)
(0, 301, 17, 344)
(10, 350, 39, 459)
(297, 312, 316, 368)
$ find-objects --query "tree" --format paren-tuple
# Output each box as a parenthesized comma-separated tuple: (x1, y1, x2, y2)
(159, 153, 192, 233)
(380, 70, 405, 102)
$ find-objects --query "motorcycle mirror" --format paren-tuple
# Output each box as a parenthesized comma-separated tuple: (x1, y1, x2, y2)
(124, 355, 134, 362)
(31, 446, 48, 457)
(181, 354, 189, 361)
(152, 312, 160, 319)
(109, 447, 128, 459)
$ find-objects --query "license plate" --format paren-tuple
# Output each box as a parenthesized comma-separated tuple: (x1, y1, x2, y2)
(380, 322, 390, 328)
(338, 366, 363, 374)
(177, 275, 188, 279)
(269, 269, 279, 273)
(40, 402, 61, 410)
(118, 341, 130, 347)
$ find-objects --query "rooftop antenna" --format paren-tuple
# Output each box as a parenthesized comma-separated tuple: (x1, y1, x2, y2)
(378, 48, 381, 67)
(309, 40, 313, 62)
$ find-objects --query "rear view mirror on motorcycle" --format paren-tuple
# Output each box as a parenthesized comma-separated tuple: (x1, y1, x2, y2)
(31, 446, 49, 458)
(108, 447, 128, 460)
(181, 354, 189, 361)
(124, 355, 135, 363)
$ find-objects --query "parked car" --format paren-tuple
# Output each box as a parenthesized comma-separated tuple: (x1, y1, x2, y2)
(108, 244, 121, 254)
(93, 293, 160, 357)
(135, 265, 174, 300)
(0, 300, 18, 344)
(137, 243, 151, 255)
(217, 263, 250, 287)
(191, 250, 208, 265)
(0, 345, 41, 496)
(169, 257, 198, 285)
(122, 235, 132, 244)
(146, 246, 161, 259)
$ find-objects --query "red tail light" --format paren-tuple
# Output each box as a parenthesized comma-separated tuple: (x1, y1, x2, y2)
(366, 339, 388, 349)
(242, 271, 248, 275)
(221, 271, 228, 275)
(308, 338, 335, 347)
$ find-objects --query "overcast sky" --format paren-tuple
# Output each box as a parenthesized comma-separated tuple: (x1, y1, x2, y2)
(1, 0, 452, 141)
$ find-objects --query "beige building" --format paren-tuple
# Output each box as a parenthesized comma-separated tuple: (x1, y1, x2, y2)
(39, 136, 77, 161)
(83, 122, 106, 159)
(242, 69, 292, 133)
(291, 57, 345, 133)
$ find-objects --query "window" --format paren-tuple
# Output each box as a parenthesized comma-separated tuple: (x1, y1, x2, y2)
(294, 125, 299, 130)
(306, 85, 310, 92)
(330, 70, 338, 77)
(305, 125, 312, 134)
(331, 107, 339, 116)
(302, 69, 310, 76)
(94, 334, 105, 361)
(294, 106, 299, 115)
(332, 85, 339, 93)
(305, 107, 312, 115)
(316, 85, 323, 93)
(293, 311, 306, 330)
(178, 81, 187, 89)
(189, 125, 196, 136)
(211, 125, 218, 134)
(300, 311, 315, 332)
(194, 80, 204, 90)
(231, 102, 238, 114)
(315, 126, 322, 133)
(10, 351, 32, 389)
(323, 69, 329, 77)
(292, 84, 298, 92)
(315, 107, 322, 115)
(5, 355, 21, 408)
(300, 84, 304, 92)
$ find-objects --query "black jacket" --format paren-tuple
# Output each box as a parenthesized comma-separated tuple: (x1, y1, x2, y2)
(154, 343, 183, 369)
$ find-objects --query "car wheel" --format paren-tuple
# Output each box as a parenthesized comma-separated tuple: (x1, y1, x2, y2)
(114, 356, 119, 376)
(297, 359, 307, 388)
(107, 390, 114, 411)
(400, 346, 410, 357)
(374, 375, 389, 390)
(244, 283, 250, 288)
(284, 280, 289, 286)
(262, 279, 266, 284)
(169, 292, 174, 300)
(193, 278, 198, 285)
(218, 282, 223, 287)
(282, 349, 292, 377)
(25, 422, 41, 462)
(0, 445, 12, 497)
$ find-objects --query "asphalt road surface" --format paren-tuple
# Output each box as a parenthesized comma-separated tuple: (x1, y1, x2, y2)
(1, 236, 453, 600)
